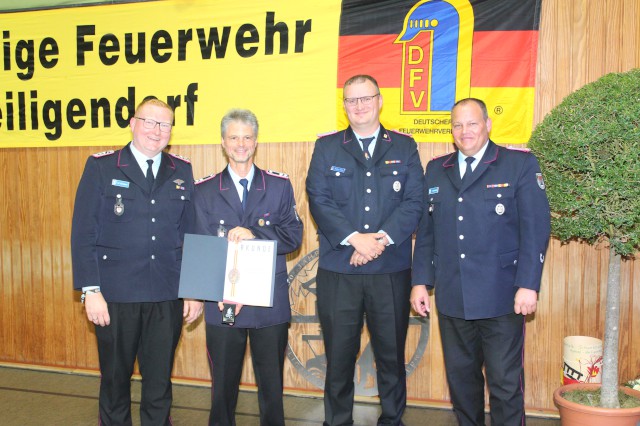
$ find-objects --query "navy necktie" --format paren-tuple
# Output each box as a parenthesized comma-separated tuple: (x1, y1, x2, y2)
(360, 137, 374, 160)
(145, 159, 154, 190)
(461, 156, 475, 185)
(239, 178, 249, 212)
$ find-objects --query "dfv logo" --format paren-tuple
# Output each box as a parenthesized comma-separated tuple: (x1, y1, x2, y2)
(286, 250, 429, 396)
(394, 0, 473, 114)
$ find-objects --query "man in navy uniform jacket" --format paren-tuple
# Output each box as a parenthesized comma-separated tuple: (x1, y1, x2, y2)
(306, 75, 423, 426)
(71, 97, 202, 426)
(411, 98, 550, 426)
(192, 109, 303, 426)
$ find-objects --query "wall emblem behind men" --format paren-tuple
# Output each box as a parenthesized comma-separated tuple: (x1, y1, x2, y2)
(287, 250, 429, 396)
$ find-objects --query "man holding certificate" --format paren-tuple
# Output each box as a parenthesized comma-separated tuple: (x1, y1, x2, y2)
(192, 109, 303, 426)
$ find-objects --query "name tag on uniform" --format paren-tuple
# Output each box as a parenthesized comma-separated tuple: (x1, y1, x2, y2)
(428, 186, 439, 195)
(330, 166, 346, 173)
(112, 179, 130, 188)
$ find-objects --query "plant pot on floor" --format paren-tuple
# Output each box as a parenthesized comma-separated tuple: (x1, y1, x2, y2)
(554, 383, 640, 426)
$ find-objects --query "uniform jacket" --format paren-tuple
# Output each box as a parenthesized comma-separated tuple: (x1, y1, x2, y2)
(192, 166, 303, 328)
(306, 125, 424, 274)
(71, 143, 195, 303)
(412, 141, 551, 320)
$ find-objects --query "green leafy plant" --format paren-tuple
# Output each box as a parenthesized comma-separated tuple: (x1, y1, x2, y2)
(626, 377, 640, 392)
(528, 68, 640, 408)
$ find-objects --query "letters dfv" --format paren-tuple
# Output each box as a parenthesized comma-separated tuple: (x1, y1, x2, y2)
(394, 1, 473, 114)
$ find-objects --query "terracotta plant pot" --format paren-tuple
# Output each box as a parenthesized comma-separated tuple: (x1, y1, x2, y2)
(553, 383, 640, 426)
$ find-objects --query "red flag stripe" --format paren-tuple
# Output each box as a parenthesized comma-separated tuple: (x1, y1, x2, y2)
(338, 31, 537, 89)
(471, 31, 539, 87)
(337, 35, 400, 87)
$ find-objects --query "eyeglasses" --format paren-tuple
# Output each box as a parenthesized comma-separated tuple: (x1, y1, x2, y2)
(343, 94, 380, 107)
(134, 117, 172, 133)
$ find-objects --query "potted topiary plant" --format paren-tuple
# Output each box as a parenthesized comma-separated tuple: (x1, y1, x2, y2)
(528, 68, 640, 424)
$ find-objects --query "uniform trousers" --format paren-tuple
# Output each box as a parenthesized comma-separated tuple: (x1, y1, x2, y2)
(438, 312, 526, 426)
(316, 268, 411, 426)
(94, 299, 184, 426)
(206, 322, 289, 426)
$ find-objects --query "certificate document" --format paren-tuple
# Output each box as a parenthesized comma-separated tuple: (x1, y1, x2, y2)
(223, 240, 276, 307)
(178, 233, 277, 307)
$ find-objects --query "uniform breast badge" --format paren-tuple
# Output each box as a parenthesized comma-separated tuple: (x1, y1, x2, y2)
(114, 194, 125, 216)
(495, 203, 505, 215)
(173, 179, 185, 190)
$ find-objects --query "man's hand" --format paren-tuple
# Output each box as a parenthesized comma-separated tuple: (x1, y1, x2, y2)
(85, 292, 110, 327)
(348, 232, 386, 266)
(350, 250, 369, 267)
(227, 226, 255, 243)
(514, 288, 538, 315)
(410, 285, 431, 317)
(183, 299, 204, 324)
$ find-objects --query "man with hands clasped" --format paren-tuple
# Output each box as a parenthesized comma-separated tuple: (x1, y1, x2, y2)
(306, 74, 424, 426)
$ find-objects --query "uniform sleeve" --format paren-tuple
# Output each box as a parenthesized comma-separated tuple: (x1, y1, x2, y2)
(378, 139, 424, 245)
(514, 154, 551, 291)
(412, 163, 435, 288)
(250, 179, 303, 255)
(70, 157, 103, 290)
(306, 139, 358, 248)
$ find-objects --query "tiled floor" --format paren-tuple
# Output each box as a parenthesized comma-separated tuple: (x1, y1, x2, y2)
(0, 366, 560, 425)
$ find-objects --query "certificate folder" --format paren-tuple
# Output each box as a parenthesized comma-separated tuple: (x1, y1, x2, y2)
(178, 233, 227, 302)
(178, 233, 276, 307)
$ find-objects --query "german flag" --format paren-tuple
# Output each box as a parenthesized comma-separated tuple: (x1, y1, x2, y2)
(336, 0, 541, 144)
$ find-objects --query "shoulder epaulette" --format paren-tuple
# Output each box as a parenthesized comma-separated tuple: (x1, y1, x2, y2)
(389, 129, 412, 137)
(169, 152, 191, 163)
(92, 150, 115, 158)
(317, 130, 338, 138)
(266, 169, 289, 179)
(195, 173, 216, 185)
(506, 146, 531, 153)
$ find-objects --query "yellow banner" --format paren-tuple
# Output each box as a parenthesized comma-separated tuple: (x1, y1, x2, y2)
(0, 0, 342, 147)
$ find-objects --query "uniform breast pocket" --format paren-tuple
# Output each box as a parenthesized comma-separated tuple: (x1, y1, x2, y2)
(380, 165, 408, 200)
(103, 186, 136, 223)
(167, 190, 191, 223)
(325, 167, 353, 201)
(484, 187, 515, 217)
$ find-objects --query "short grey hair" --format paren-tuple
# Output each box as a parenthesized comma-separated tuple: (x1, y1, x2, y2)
(220, 109, 259, 139)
